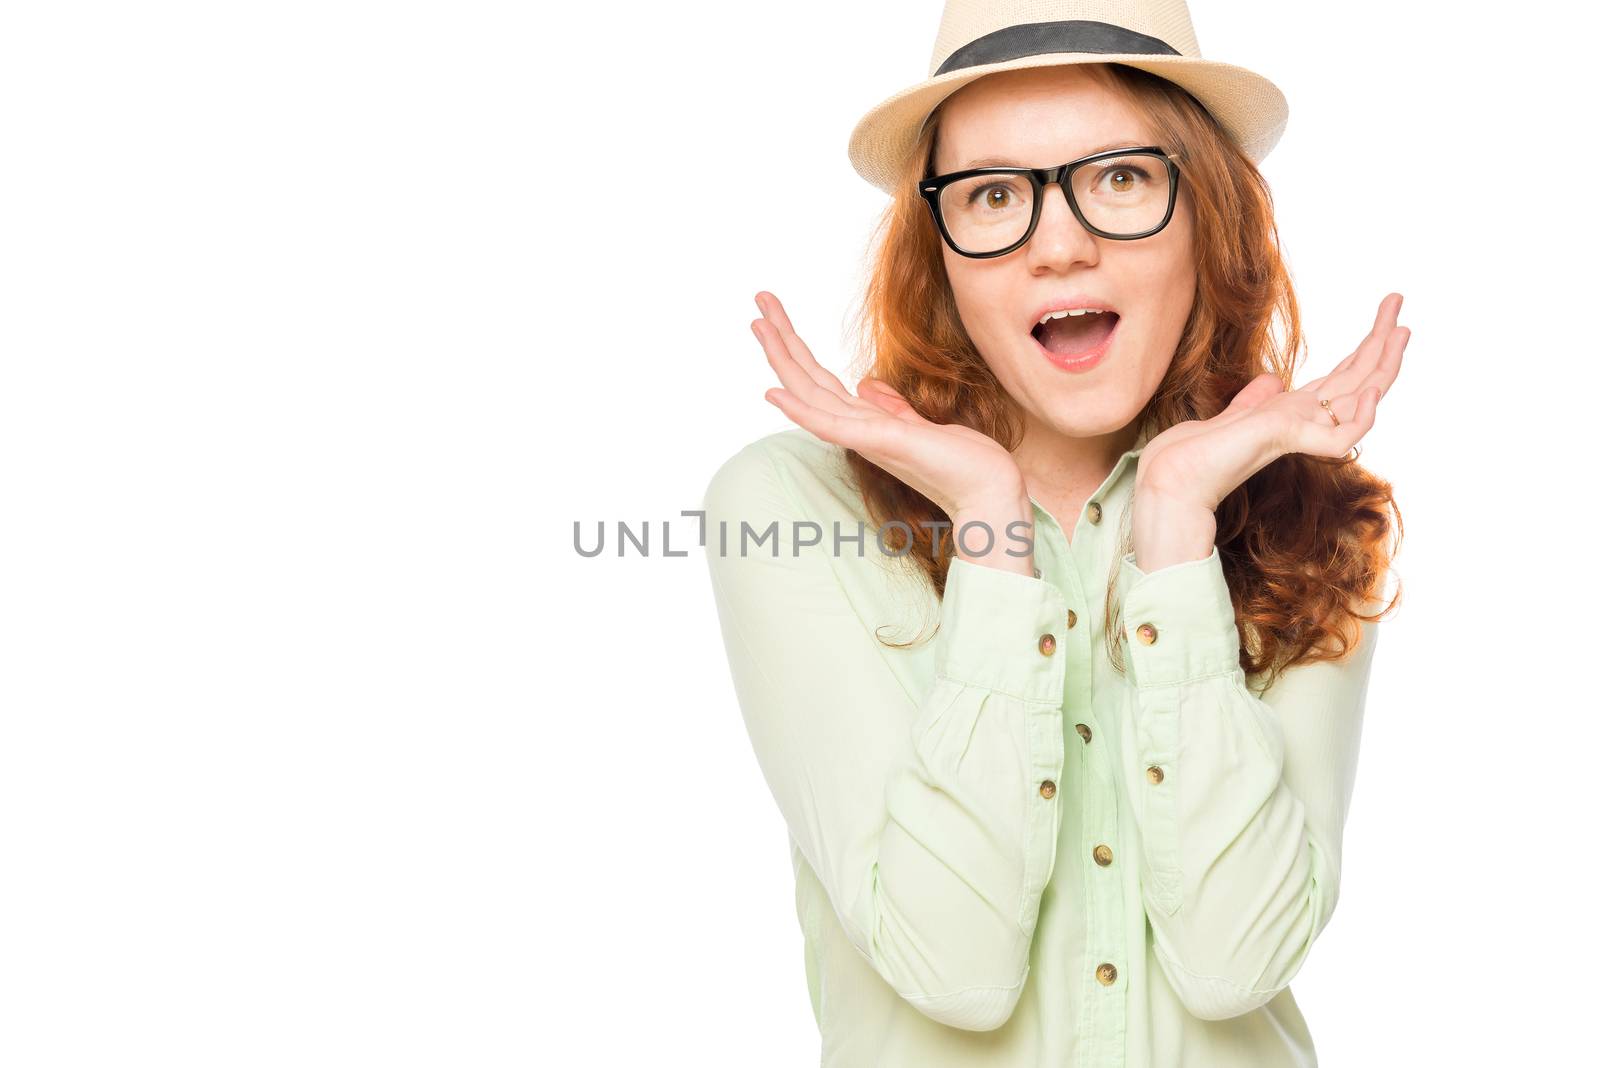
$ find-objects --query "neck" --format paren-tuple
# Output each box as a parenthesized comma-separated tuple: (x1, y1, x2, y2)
(1012, 415, 1142, 535)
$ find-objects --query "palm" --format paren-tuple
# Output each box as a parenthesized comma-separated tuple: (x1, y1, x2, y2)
(1139, 292, 1410, 511)
(748, 291, 1023, 517)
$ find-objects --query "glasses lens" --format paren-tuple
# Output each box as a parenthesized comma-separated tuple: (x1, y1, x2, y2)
(1070, 153, 1172, 237)
(937, 173, 1034, 254)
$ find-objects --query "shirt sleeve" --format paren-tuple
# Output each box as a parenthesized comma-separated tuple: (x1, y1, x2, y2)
(1116, 545, 1378, 1022)
(702, 442, 1069, 1031)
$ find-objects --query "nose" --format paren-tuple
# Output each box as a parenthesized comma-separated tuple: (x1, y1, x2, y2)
(1024, 181, 1099, 272)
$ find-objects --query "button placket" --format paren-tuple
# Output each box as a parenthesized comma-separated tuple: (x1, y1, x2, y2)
(1033, 510, 1128, 1015)
(1074, 699, 1124, 1025)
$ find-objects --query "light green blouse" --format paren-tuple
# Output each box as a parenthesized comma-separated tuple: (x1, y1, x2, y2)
(701, 420, 1378, 1067)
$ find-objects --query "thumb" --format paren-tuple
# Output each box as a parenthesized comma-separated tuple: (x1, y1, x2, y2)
(1222, 372, 1285, 416)
(858, 377, 917, 418)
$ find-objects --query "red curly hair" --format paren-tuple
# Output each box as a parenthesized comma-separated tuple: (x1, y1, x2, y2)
(837, 63, 1402, 687)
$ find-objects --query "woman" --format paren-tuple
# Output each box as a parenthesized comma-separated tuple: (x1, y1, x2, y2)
(701, 2, 1404, 1065)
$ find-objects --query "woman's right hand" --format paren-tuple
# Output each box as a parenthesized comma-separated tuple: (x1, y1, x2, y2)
(750, 291, 1033, 567)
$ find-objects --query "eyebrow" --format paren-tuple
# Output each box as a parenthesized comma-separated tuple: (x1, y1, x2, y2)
(958, 140, 1148, 168)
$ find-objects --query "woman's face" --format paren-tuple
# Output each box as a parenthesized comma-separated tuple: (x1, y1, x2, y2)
(930, 65, 1196, 441)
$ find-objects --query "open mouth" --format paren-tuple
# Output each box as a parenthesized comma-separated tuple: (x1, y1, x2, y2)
(1030, 308, 1120, 360)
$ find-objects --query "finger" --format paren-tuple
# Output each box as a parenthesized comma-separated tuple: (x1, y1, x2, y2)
(1348, 385, 1381, 441)
(765, 386, 905, 454)
(752, 319, 871, 420)
(1342, 292, 1404, 384)
(755, 292, 858, 405)
(1304, 385, 1380, 457)
(750, 306, 865, 415)
(1355, 292, 1403, 372)
(1371, 291, 1402, 335)
(1300, 292, 1403, 396)
(765, 387, 853, 442)
(1351, 325, 1408, 403)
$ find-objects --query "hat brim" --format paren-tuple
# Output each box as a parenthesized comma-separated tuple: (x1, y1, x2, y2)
(846, 53, 1288, 195)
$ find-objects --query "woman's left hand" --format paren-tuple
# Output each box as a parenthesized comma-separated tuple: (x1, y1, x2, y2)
(1136, 292, 1410, 513)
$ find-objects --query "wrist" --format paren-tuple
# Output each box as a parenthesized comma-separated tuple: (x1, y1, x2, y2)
(1130, 490, 1217, 573)
(949, 489, 1035, 576)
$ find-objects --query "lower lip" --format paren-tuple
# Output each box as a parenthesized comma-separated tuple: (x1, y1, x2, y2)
(1032, 316, 1119, 373)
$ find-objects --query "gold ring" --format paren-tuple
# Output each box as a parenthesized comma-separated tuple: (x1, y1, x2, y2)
(1319, 397, 1341, 427)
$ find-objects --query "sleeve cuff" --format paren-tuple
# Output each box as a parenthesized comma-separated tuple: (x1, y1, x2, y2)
(1118, 545, 1242, 688)
(935, 555, 1069, 703)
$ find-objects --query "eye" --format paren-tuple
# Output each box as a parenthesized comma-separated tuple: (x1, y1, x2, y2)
(966, 183, 1015, 210)
(1106, 164, 1155, 193)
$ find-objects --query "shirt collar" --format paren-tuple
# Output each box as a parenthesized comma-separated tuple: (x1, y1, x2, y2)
(1098, 412, 1154, 497)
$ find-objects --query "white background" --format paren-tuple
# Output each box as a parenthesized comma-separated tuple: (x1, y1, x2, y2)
(2, 1, 1593, 1064)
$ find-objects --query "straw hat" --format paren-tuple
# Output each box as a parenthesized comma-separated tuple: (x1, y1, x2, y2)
(846, 0, 1289, 195)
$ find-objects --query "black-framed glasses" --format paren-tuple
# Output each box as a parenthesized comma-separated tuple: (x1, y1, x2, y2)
(918, 146, 1183, 258)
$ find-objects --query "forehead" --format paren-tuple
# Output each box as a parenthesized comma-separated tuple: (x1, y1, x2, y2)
(932, 66, 1150, 170)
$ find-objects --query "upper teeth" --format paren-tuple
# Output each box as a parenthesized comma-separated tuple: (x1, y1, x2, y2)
(1039, 308, 1107, 325)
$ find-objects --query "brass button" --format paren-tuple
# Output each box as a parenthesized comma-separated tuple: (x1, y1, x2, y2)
(1039, 779, 1057, 800)
(1038, 633, 1056, 656)
(1092, 844, 1113, 866)
(1075, 723, 1092, 744)
(1135, 622, 1158, 645)
(1146, 765, 1165, 784)
(1096, 962, 1118, 985)
(1066, 608, 1077, 629)
(1087, 501, 1102, 524)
